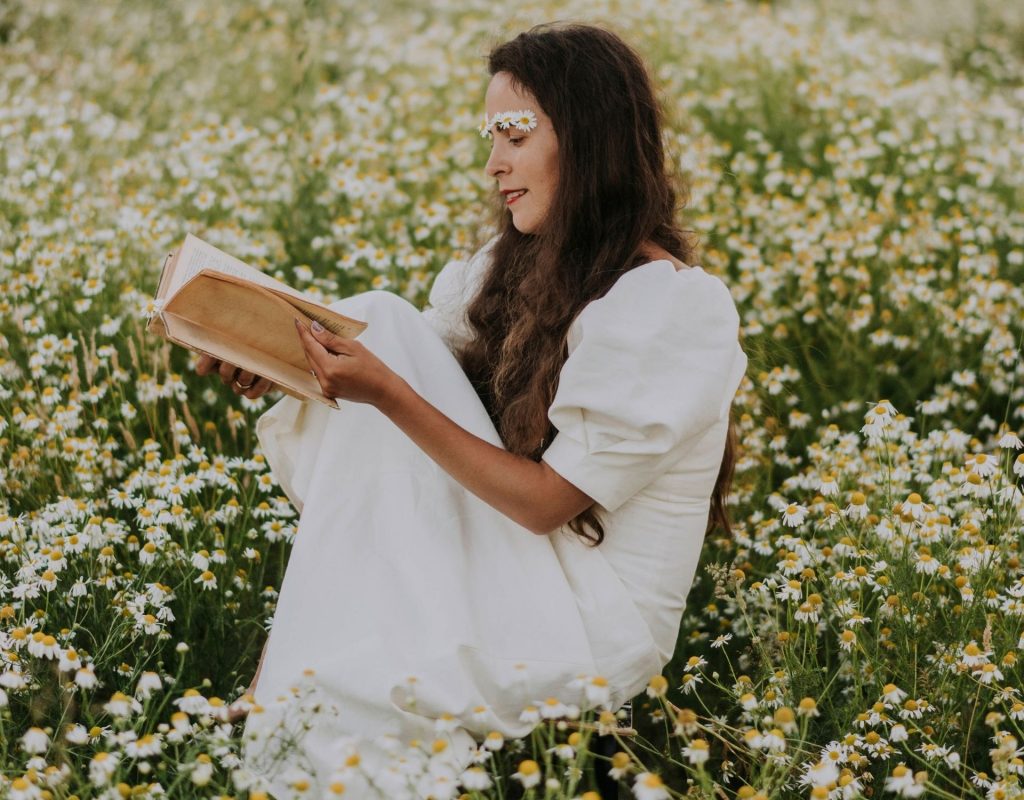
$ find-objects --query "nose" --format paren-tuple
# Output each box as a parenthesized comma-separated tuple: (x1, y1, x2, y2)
(485, 138, 508, 179)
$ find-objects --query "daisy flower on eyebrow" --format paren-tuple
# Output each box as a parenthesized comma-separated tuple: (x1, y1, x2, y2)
(510, 109, 537, 131)
(478, 108, 539, 138)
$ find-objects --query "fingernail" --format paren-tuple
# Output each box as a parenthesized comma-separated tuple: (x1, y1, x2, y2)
(311, 320, 324, 333)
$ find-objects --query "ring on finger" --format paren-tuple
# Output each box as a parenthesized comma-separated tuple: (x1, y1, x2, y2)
(234, 378, 256, 390)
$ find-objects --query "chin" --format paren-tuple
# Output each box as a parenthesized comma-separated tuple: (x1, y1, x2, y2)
(511, 215, 539, 235)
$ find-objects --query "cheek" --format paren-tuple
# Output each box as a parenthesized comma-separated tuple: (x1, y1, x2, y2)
(544, 151, 559, 195)
(543, 170, 559, 204)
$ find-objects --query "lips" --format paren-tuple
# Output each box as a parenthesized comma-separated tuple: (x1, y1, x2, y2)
(503, 189, 527, 205)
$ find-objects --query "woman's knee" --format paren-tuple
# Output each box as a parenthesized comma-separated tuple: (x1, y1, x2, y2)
(328, 289, 417, 318)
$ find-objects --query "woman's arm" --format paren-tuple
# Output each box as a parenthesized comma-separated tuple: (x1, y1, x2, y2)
(293, 319, 594, 535)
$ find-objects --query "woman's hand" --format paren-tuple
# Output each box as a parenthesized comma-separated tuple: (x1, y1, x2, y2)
(293, 318, 403, 408)
(225, 686, 256, 724)
(195, 354, 277, 400)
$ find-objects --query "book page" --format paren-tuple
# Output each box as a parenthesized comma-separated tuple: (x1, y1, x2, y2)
(160, 310, 341, 409)
(153, 250, 179, 303)
(172, 269, 367, 339)
(264, 286, 367, 339)
(165, 233, 307, 303)
(163, 272, 314, 370)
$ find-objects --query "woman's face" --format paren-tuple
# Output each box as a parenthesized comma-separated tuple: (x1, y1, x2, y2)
(484, 72, 559, 235)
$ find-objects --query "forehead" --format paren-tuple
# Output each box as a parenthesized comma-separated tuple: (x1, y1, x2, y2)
(485, 72, 541, 115)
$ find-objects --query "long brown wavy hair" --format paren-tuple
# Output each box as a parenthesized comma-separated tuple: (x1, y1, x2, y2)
(459, 23, 737, 545)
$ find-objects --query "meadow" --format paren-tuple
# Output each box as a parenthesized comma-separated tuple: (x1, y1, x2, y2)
(1, 0, 1023, 796)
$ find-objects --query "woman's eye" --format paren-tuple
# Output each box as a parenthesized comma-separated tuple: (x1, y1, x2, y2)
(508, 137, 525, 146)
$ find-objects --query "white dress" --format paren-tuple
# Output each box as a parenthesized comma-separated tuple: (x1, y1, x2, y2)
(242, 243, 747, 797)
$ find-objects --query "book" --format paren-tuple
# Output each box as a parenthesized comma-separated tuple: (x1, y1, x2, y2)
(147, 233, 367, 408)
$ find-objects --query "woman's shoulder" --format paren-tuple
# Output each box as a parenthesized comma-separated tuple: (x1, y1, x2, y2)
(576, 259, 739, 336)
(545, 258, 747, 514)
(625, 257, 725, 287)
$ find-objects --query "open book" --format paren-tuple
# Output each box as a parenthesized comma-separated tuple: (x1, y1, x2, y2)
(147, 233, 367, 408)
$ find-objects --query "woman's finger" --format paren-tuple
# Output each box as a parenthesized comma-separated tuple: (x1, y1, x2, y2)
(244, 377, 275, 400)
(294, 321, 344, 398)
(307, 321, 355, 356)
(294, 319, 331, 375)
(195, 354, 220, 376)
(218, 360, 240, 385)
(231, 369, 258, 395)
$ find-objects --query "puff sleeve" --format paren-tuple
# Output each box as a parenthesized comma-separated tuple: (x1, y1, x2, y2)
(421, 238, 495, 354)
(542, 262, 747, 513)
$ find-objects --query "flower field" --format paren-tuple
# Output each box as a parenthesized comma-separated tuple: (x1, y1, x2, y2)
(1, 0, 1023, 797)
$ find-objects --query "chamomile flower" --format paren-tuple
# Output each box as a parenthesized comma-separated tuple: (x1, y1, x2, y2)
(608, 752, 633, 780)
(682, 739, 711, 765)
(965, 452, 998, 478)
(89, 752, 118, 785)
(960, 642, 990, 667)
(862, 401, 897, 441)
(646, 675, 669, 698)
(583, 675, 611, 708)
(997, 430, 1023, 449)
(58, 648, 82, 673)
(781, 503, 809, 527)
(482, 731, 504, 751)
(802, 759, 840, 788)
(884, 764, 927, 797)
(104, 691, 142, 718)
(511, 109, 537, 131)
(195, 570, 217, 590)
(518, 705, 540, 725)
(21, 727, 49, 754)
(512, 759, 541, 789)
(633, 772, 671, 800)
(977, 663, 1004, 685)
(135, 671, 163, 699)
(899, 492, 926, 519)
(124, 732, 162, 758)
(459, 766, 491, 790)
(75, 665, 98, 689)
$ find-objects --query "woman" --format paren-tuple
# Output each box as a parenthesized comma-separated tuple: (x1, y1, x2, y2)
(199, 22, 746, 795)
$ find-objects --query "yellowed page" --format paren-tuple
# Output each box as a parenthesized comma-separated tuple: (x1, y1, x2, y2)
(193, 270, 367, 340)
(161, 273, 346, 408)
(161, 312, 340, 408)
(265, 287, 367, 339)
